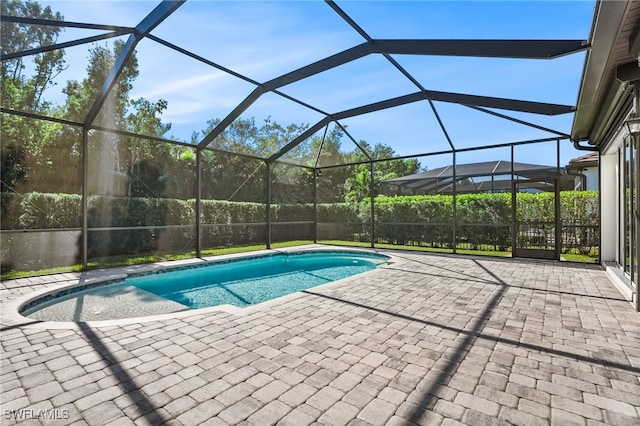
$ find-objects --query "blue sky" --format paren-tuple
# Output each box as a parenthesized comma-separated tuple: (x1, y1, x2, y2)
(37, 0, 596, 169)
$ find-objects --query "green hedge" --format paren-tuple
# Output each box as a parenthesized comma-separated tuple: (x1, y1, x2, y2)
(368, 195, 454, 247)
(316, 202, 359, 223)
(87, 196, 196, 256)
(456, 193, 512, 250)
(201, 199, 265, 248)
(3, 192, 82, 229)
(559, 191, 599, 254)
(2, 191, 599, 258)
(367, 192, 598, 252)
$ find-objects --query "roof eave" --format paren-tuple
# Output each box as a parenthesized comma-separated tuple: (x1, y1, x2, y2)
(571, 0, 636, 146)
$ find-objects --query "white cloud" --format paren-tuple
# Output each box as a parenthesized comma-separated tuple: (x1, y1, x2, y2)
(32, 0, 590, 160)
(130, 72, 226, 100)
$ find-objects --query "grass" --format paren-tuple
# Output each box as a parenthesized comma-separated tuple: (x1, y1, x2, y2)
(320, 240, 598, 263)
(560, 253, 599, 263)
(319, 240, 511, 257)
(1, 264, 86, 280)
(0, 239, 598, 280)
(0, 240, 313, 280)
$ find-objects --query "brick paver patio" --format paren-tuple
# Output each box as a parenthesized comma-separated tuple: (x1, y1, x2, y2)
(1, 248, 639, 425)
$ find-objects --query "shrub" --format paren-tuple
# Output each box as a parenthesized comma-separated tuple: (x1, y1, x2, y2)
(18, 192, 81, 229)
(2, 190, 599, 259)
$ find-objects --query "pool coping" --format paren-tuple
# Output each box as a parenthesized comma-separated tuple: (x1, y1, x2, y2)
(2, 245, 394, 330)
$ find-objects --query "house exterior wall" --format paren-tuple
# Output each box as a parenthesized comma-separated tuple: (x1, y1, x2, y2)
(571, 167, 599, 190)
(600, 117, 637, 302)
(583, 167, 599, 191)
(570, 0, 639, 310)
(601, 140, 620, 263)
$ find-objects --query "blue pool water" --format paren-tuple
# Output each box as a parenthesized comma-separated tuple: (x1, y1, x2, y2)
(128, 251, 388, 308)
(21, 250, 389, 321)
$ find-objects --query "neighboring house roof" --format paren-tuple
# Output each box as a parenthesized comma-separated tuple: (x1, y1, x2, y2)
(571, 1, 640, 148)
(383, 160, 560, 194)
(567, 152, 599, 169)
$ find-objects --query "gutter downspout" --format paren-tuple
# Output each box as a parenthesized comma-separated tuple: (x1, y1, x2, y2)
(633, 84, 640, 313)
(566, 168, 588, 191)
(573, 139, 599, 151)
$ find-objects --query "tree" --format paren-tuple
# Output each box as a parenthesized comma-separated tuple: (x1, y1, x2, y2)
(354, 141, 421, 177)
(1, 0, 71, 195)
(63, 40, 138, 126)
(61, 40, 173, 197)
(1, 0, 66, 112)
(123, 98, 171, 197)
(344, 163, 401, 203)
(194, 118, 263, 202)
(309, 125, 353, 203)
(343, 142, 421, 202)
(164, 147, 196, 200)
(0, 144, 26, 194)
(195, 117, 317, 202)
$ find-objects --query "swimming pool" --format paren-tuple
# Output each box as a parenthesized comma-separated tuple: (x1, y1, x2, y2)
(20, 249, 389, 322)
